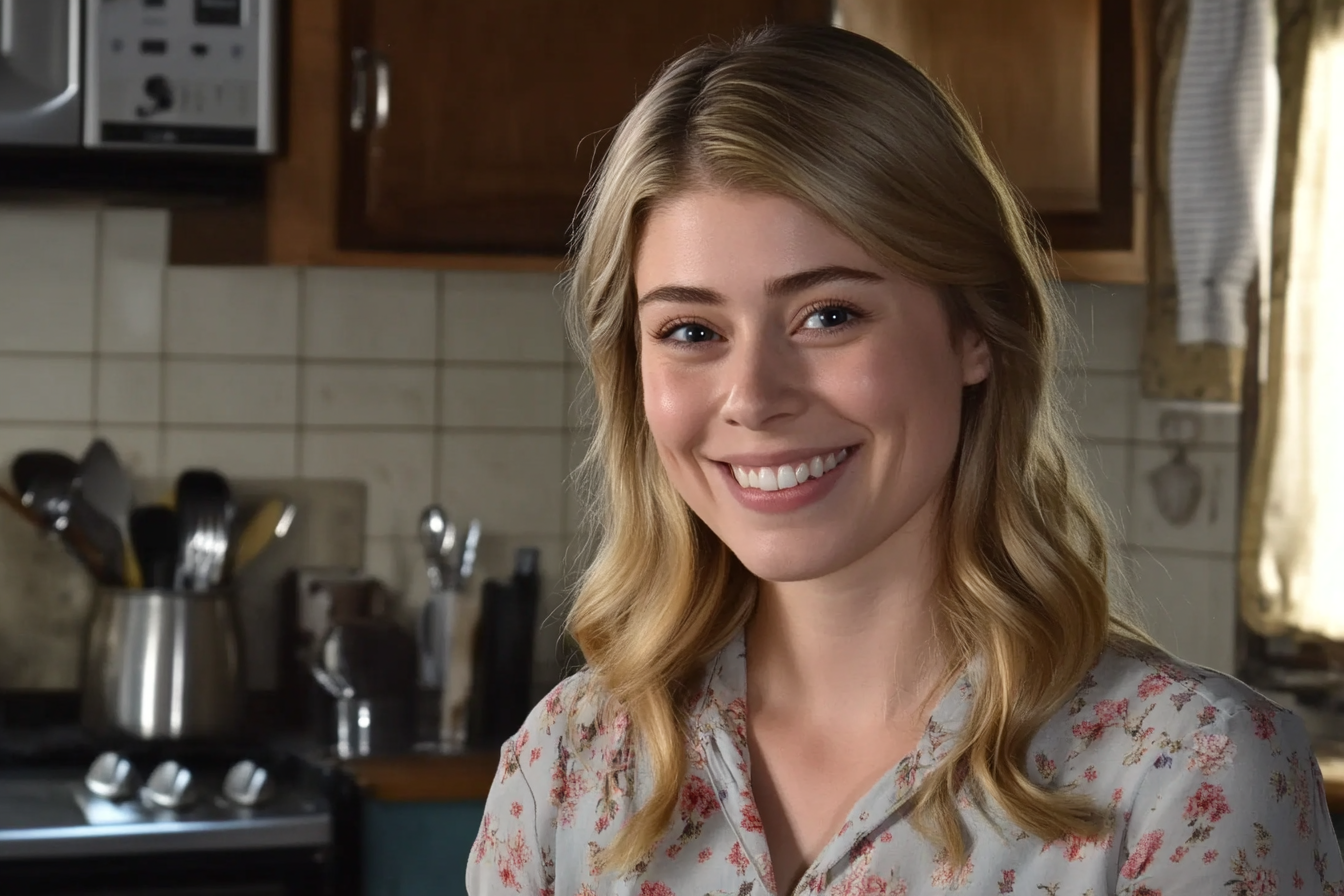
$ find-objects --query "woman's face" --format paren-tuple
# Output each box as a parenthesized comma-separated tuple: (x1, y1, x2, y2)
(634, 189, 990, 584)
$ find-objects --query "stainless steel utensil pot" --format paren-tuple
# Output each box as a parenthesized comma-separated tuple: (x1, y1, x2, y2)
(81, 587, 243, 740)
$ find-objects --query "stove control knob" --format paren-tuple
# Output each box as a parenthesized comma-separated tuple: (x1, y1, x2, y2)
(143, 760, 197, 810)
(85, 752, 140, 801)
(222, 759, 275, 808)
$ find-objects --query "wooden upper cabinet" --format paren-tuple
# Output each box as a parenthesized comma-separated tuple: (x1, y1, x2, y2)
(334, 0, 833, 256)
(260, 0, 1146, 281)
(837, 0, 1149, 283)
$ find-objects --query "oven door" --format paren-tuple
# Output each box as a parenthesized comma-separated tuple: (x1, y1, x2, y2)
(0, 845, 333, 896)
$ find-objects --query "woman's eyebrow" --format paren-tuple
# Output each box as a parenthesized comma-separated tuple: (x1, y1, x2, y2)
(636, 265, 885, 308)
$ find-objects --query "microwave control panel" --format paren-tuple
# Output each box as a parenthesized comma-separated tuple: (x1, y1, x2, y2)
(84, 0, 277, 153)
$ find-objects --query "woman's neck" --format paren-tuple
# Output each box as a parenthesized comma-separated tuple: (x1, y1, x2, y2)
(744, 516, 949, 730)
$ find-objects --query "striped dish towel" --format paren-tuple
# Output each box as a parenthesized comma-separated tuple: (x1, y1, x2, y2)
(1169, 0, 1278, 347)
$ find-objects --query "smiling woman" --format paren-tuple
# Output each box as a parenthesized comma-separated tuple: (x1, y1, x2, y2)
(466, 23, 1344, 896)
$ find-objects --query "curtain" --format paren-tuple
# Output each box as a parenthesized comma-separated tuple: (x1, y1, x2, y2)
(1239, 0, 1344, 639)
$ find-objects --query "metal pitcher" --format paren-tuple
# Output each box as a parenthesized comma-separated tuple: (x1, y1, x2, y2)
(81, 587, 244, 740)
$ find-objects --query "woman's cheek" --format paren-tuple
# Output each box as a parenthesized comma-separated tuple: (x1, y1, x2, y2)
(642, 360, 708, 448)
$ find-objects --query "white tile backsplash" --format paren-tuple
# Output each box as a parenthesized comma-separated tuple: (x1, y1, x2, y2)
(0, 424, 94, 470)
(439, 432, 567, 536)
(0, 208, 98, 353)
(166, 267, 300, 357)
(164, 360, 298, 425)
(1060, 282, 1145, 373)
(1130, 443, 1239, 555)
(93, 425, 161, 477)
(0, 357, 93, 422)
(0, 199, 1246, 692)
(303, 363, 436, 428)
(303, 268, 438, 360)
(1131, 549, 1238, 674)
(1136, 399, 1241, 447)
(442, 271, 567, 362)
(1079, 440, 1131, 541)
(163, 428, 298, 478)
(95, 358, 161, 424)
(98, 209, 167, 354)
(441, 366, 566, 429)
(299, 430, 435, 537)
(1059, 371, 1139, 441)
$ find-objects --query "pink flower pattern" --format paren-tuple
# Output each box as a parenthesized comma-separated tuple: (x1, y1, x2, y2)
(467, 627, 1344, 895)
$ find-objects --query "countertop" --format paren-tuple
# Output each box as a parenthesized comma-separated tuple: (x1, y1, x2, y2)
(343, 749, 501, 802)
(345, 749, 1344, 820)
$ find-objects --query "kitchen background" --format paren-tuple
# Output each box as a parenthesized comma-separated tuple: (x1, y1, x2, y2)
(0, 203, 1242, 696)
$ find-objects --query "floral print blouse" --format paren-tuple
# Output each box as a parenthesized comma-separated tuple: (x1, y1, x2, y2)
(468, 623, 1344, 895)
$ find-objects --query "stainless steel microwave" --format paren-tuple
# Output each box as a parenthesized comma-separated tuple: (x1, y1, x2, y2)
(0, 0, 277, 154)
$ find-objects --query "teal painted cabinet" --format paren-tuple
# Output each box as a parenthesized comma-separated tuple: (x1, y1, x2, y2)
(364, 800, 487, 896)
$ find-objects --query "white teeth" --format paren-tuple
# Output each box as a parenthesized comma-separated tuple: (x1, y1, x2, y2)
(729, 449, 852, 492)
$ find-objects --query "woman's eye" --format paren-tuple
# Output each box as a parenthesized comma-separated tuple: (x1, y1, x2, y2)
(801, 306, 854, 329)
(664, 323, 720, 343)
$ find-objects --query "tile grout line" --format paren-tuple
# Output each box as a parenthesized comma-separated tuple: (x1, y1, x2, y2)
(294, 268, 307, 479)
(156, 227, 170, 477)
(89, 210, 105, 431)
(432, 271, 445, 501)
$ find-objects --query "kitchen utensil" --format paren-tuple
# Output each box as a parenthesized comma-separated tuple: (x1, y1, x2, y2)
(467, 547, 541, 749)
(82, 586, 244, 740)
(77, 439, 141, 587)
(77, 439, 133, 537)
(11, 450, 78, 531)
(417, 505, 451, 592)
(229, 498, 296, 577)
(0, 483, 54, 532)
(175, 469, 235, 592)
(1, 484, 124, 584)
(64, 494, 129, 586)
(130, 505, 180, 590)
(436, 518, 481, 746)
(416, 504, 454, 687)
(451, 518, 482, 588)
(310, 616, 418, 758)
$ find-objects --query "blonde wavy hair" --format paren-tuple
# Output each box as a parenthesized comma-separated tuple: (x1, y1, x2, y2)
(562, 23, 1153, 875)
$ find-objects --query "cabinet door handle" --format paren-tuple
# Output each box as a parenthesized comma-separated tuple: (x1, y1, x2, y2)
(372, 52, 390, 130)
(349, 47, 369, 131)
(0, 0, 14, 57)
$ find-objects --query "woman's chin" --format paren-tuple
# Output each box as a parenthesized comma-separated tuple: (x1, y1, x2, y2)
(728, 539, 855, 585)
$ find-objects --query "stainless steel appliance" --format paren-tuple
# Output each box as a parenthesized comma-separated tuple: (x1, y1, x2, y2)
(85, 0, 278, 152)
(0, 734, 338, 895)
(82, 587, 244, 740)
(0, 0, 278, 152)
(0, 0, 82, 146)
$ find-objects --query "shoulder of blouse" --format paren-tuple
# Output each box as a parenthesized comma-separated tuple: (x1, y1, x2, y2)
(1083, 638, 1294, 735)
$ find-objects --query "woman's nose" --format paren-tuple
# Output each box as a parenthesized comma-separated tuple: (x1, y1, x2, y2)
(719, 335, 805, 430)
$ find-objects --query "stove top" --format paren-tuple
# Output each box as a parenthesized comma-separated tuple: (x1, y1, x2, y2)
(0, 727, 332, 860)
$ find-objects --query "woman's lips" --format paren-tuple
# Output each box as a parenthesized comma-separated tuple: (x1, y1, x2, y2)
(715, 445, 858, 514)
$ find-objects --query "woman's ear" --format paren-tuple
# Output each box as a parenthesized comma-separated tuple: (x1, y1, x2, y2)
(960, 331, 992, 386)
